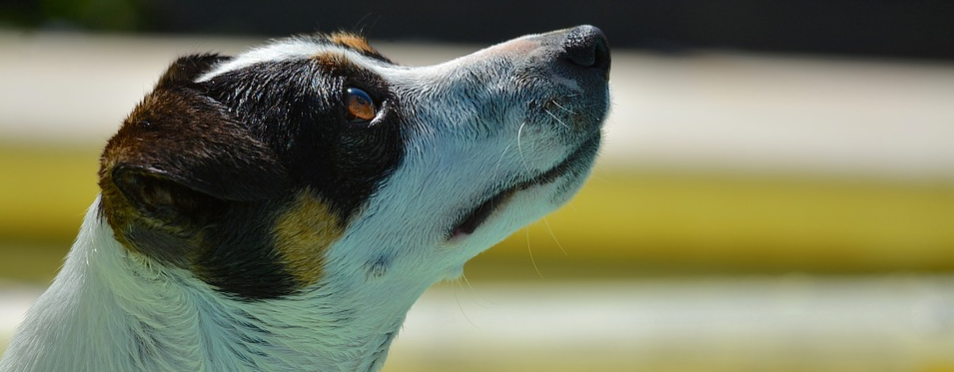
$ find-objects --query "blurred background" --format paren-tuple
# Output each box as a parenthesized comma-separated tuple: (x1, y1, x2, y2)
(1, 1, 953, 371)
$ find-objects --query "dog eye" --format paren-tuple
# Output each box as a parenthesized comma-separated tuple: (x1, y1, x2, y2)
(345, 87, 377, 123)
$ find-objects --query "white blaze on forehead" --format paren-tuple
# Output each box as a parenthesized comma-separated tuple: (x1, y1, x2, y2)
(196, 38, 390, 82)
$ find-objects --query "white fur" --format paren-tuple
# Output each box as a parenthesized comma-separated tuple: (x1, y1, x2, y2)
(198, 38, 349, 82)
(1, 31, 606, 372)
(0, 198, 415, 372)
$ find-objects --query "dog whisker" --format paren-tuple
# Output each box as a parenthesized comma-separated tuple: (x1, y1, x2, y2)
(452, 285, 481, 329)
(460, 273, 497, 307)
(550, 100, 576, 115)
(493, 142, 515, 179)
(516, 121, 535, 174)
(544, 108, 570, 129)
(588, 167, 612, 184)
(525, 227, 545, 278)
(541, 217, 568, 256)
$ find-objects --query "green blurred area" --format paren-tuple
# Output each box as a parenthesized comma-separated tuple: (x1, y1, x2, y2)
(3, 142, 953, 284)
(0, 0, 145, 31)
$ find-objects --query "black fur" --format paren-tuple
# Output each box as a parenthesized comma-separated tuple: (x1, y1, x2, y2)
(101, 40, 405, 300)
(199, 56, 404, 221)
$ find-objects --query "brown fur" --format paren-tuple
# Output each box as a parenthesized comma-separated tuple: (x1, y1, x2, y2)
(271, 189, 343, 287)
(329, 32, 376, 55)
(99, 55, 290, 270)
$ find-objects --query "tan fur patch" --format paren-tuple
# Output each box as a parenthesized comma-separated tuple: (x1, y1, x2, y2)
(312, 52, 350, 72)
(272, 190, 344, 287)
(329, 32, 376, 54)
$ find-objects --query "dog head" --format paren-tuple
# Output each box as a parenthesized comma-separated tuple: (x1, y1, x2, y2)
(98, 26, 610, 300)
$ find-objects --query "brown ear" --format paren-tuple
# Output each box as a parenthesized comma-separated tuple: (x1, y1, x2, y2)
(101, 55, 291, 224)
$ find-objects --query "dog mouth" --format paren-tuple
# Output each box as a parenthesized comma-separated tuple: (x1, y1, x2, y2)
(449, 136, 599, 239)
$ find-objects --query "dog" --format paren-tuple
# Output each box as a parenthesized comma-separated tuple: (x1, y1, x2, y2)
(0, 25, 610, 372)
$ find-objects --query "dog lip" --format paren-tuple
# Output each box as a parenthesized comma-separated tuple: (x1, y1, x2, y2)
(450, 188, 516, 238)
(448, 135, 599, 239)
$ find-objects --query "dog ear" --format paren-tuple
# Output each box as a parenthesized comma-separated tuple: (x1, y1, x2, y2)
(156, 53, 228, 89)
(101, 55, 291, 227)
(109, 165, 226, 230)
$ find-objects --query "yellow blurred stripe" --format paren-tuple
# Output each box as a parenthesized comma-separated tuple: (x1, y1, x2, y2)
(488, 168, 954, 272)
(0, 144, 101, 242)
(2, 144, 953, 273)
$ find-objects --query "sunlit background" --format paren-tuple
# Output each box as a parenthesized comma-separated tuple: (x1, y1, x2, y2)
(1, 1, 953, 371)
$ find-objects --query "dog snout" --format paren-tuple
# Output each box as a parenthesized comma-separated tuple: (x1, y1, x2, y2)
(560, 25, 611, 80)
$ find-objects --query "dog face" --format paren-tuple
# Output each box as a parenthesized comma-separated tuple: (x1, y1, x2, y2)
(98, 26, 610, 300)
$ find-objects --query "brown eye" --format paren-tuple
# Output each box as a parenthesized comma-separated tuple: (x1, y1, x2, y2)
(345, 87, 377, 122)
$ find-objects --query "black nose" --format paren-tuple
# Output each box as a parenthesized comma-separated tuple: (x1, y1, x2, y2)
(561, 25, 611, 79)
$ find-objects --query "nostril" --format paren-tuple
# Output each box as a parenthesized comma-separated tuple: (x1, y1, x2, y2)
(562, 25, 611, 75)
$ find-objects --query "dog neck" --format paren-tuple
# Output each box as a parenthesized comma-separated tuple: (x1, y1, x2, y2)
(1, 196, 423, 372)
